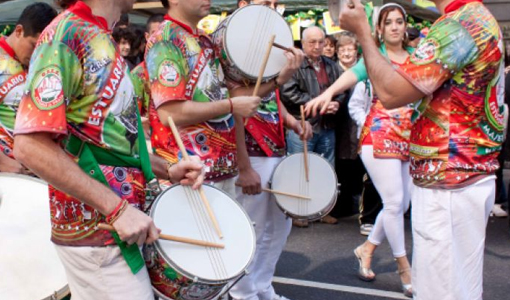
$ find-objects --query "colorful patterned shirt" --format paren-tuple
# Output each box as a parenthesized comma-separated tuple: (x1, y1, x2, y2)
(131, 62, 150, 116)
(14, 1, 147, 246)
(0, 37, 25, 158)
(397, 0, 504, 189)
(146, 15, 237, 181)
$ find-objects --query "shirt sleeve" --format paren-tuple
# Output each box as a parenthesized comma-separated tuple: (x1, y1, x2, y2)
(396, 17, 478, 96)
(351, 58, 368, 82)
(14, 41, 82, 136)
(146, 39, 188, 109)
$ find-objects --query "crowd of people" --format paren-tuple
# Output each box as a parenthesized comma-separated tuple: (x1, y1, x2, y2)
(0, 0, 509, 300)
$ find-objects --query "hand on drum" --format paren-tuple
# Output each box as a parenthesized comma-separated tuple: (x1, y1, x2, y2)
(168, 156, 205, 190)
(231, 96, 262, 118)
(304, 90, 334, 117)
(113, 205, 160, 246)
(276, 47, 305, 85)
(235, 166, 262, 195)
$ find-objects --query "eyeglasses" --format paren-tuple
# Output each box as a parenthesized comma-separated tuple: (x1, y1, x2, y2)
(338, 47, 357, 54)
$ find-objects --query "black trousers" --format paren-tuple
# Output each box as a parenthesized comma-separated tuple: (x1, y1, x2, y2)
(330, 157, 365, 218)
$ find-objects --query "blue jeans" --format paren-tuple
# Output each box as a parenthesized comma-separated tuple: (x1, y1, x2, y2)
(286, 128, 335, 166)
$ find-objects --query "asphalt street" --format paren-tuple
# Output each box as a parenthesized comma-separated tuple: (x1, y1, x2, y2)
(270, 189, 510, 300)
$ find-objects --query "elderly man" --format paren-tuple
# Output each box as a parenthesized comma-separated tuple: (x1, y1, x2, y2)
(330, 0, 505, 299)
(280, 26, 343, 226)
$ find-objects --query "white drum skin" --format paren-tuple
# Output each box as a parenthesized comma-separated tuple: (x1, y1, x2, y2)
(0, 174, 69, 300)
(143, 184, 256, 300)
(211, 4, 293, 83)
(270, 153, 338, 221)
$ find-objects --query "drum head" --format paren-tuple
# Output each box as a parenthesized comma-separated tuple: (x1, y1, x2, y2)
(150, 184, 255, 283)
(225, 5, 293, 80)
(272, 153, 338, 219)
(0, 174, 68, 300)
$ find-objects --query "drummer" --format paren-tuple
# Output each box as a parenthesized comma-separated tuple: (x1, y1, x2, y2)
(145, 0, 261, 198)
(0, 3, 57, 174)
(227, 1, 312, 300)
(13, 1, 205, 299)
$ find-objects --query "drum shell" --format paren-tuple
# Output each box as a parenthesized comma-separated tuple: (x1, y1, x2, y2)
(143, 184, 256, 300)
(0, 174, 70, 300)
(270, 153, 339, 221)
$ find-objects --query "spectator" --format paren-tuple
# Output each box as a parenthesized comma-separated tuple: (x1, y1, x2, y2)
(281, 26, 344, 227)
(323, 35, 338, 62)
(112, 26, 135, 68)
(336, 31, 358, 70)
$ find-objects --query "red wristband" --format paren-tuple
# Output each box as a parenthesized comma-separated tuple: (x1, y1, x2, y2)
(228, 98, 233, 114)
(105, 200, 129, 225)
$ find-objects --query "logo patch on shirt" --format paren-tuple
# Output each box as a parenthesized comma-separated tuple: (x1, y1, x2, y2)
(32, 66, 64, 110)
(158, 60, 181, 87)
(410, 38, 439, 65)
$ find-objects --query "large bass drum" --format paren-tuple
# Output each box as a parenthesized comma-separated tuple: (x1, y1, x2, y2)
(0, 174, 70, 300)
(211, 4, 293, 83)
(144, 184, 256, 300)
(269, 153, 338, 221)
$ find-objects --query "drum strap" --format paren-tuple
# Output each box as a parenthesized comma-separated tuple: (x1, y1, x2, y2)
(63, 107, 156, 274)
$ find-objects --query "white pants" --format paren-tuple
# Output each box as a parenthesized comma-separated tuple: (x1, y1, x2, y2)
(229, 157, 292, 300)
(412, 179, 495, 300)
(55, 245, 154, 300)
(211, 177, 236, 199)
(361, 145, 411, 257)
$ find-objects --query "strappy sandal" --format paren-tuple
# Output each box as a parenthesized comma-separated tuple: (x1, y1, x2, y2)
(354, 245, 376, 282)
(398, 267, 413, 298)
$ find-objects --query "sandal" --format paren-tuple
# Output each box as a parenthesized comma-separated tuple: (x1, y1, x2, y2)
(354, 245, 375, 281)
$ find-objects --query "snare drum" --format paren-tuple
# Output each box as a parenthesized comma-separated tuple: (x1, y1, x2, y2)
(143, 184, 256, 300)
(0, 174, 70, 300)
(269, 153, 338, 221)
(211, 4, 293, 83)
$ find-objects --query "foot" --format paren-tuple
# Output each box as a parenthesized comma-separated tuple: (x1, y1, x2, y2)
(359, 224, 373, 236)
(491, 204, 508, 217)
(320, 215, 338, 224)
(292, 219, 309, 228)
(398, 267, 413, 298)
(354, 245, 375, 281)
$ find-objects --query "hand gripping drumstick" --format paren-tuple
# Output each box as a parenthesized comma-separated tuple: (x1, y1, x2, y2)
(300, 105, 309, 182)
(167, 116, 224, 239)
(244, 34, 276, 126)
(98, 224, 225, 249)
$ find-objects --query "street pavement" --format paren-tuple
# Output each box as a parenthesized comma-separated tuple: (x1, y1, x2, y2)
(270, 204, 510, 300)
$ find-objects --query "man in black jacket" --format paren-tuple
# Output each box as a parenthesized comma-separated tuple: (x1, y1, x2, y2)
(280, 26, 344, 225)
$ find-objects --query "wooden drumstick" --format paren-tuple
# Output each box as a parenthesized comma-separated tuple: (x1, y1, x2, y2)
(167, 116, 224, 239)
(244, 34, 276, 126)
(98, 224, 225, 249)
(262, 188, 311, 200)
(300, 105, 309, 182)
(272, 42, 291, 52)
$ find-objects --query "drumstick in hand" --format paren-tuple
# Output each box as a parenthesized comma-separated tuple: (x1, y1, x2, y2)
(167, 116, 224, 239)
(300, 105, 309, 182)
(98, 224, 225, 249)
(245, 34, 276, 126)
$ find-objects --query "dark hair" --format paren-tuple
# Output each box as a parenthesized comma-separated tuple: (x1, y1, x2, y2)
(112, 27, 135, 45)
(407, 27, 420, 41)
(146, 14, 165, 32)
(325, 35, 337, 48)
(116, 14, 130, 28)
(161, 0, 169, 8)
(375, 6, 409, 48)
(17, 2, 58, 37)
(55, 0, 77, 9)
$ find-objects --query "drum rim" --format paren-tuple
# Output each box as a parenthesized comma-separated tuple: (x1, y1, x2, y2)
(270, 152, 339, 220)
(221, 4, 293, 81)
(42, 285, 70, 300)
(148, 183, 256, 284)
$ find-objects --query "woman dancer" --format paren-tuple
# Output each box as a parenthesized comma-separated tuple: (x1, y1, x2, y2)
(305, 3, 414, 297)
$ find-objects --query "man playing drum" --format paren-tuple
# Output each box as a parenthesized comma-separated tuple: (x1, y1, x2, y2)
(145, 0, 262, 198)
(226, 2, 312, 300)
(0, 3, 57, 174)
(13, 1, 205, 299)
(331, 0, 505, 298)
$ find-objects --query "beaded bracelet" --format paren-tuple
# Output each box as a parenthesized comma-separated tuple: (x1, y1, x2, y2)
(166, 161, 176, 183)
(105, 200, 129, 225)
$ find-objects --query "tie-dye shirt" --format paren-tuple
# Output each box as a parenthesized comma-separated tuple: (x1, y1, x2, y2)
(14, 1, 146, 246)
(146, 15, 237, 181)
(397, 0, 504, 189)
(0, 37, 25, 158)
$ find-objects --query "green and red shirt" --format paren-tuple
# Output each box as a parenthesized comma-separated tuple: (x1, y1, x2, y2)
(0, 37, 25, 158)
(146, 15, 237, 181)
(130, 61, 150, 117)
(14, 1, 146, 246)
(397, 0, 504, 189)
